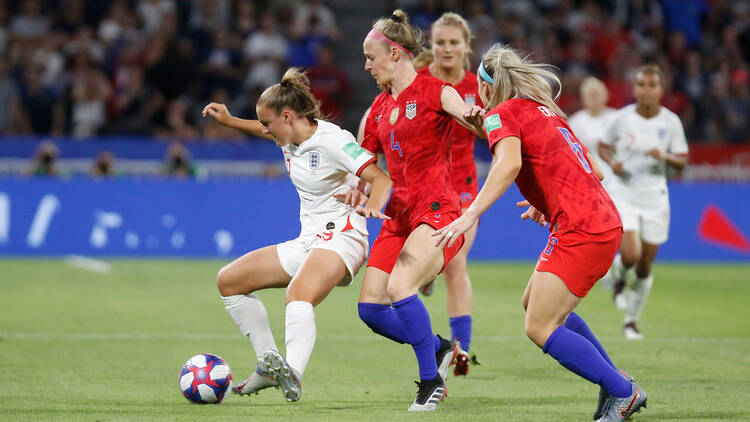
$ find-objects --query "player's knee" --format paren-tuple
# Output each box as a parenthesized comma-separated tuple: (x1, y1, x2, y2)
(443, 258, 467, 282)
(385, 282, 405, 303)
(215, 265, 233, 295)
(524, 322, 547, 348)
(621, 250, 640, 268)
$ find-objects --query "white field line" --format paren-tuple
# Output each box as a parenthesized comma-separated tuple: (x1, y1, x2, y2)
(65, 255, 112, 274)
(0, 332, 749, 344)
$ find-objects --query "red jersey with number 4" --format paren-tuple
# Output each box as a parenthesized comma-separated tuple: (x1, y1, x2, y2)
(485, 98, 621, 234)
(417, 67, 481, 194)
(362, 74, 461, 227)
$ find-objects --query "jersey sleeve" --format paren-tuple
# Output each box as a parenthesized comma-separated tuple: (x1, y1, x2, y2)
(485, 104, 522, 154)
(600, 110, 620, 146)
(668, 113, 689, 155)
(426, 78, 450, 116)
(331, 130, 377, 177)
(361, 100, 383, 155)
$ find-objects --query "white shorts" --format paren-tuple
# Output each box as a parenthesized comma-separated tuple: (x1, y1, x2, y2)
(609, 185, 670, 245)
(276, 214, 369, 287)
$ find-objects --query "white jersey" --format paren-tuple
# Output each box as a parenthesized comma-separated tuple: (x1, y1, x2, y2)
(282, 120, 376, 238)
(601, 105, 688, 190)
(568, 107, 617, 189)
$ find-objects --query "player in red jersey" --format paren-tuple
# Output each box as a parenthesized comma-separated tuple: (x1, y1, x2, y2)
(354, 9, 485, 412)
(434, 44, 648, 422)
(413, 12, 480, 377)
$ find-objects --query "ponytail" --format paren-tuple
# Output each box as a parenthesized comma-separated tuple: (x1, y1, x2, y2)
(257, 68, 323, 122)
(480, 44, 564, 117)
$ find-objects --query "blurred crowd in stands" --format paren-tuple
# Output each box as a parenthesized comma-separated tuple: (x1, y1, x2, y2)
(0, 0, 348, 142)
(402, 0, 749, 144)
(0, 0, 748, 149)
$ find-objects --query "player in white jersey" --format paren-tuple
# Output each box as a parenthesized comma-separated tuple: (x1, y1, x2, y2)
(568, 77, 618, 192)
(202, 68, 392, 402)
(597, 64, 688, 340)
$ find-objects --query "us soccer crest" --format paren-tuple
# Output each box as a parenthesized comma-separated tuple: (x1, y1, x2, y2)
(389, 108, 399, 125)
(309, 151, 321, 171)
(405, 100, 417, 120)
(464, 94, 476, 106)
(657, 127, 667, 140)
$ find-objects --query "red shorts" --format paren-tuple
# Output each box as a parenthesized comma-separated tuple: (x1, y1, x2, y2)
(452, 173, 478, 208)
(368, 211, 465, 275)
(535, 227, 623, 297)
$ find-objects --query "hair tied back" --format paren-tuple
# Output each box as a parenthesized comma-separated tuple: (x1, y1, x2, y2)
(389, 14, 402, 23)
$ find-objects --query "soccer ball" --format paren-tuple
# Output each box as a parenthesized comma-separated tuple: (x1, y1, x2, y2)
(178, 353, 233, 404)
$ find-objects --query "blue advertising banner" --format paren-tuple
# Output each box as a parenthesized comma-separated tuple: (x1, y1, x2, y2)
(1, 179, 748, 261)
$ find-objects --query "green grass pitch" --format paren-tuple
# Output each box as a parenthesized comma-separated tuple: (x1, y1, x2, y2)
(1, 259, 749, 421)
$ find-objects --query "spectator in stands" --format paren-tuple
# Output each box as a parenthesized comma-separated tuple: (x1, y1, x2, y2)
(232, 0, 256, 37)
(156, 97, 200, 141)
(307, 44, 350, 122)
(243, 10, 288, 91)
(0, 56, 22, 134)
(19, 64, 64, 135)
(162, 142, 197, 178)
(138, 0, 176, 35)
(0, 1, 9, 56)
(29, 141, 60, 177)
(10, 0, 49, 44)
(723, 68, 750, 143)
(91, 150, 115, 178)
(293, 0, 340, 41)
(202, 88, 245, 141)
(70, 55, 111, 138)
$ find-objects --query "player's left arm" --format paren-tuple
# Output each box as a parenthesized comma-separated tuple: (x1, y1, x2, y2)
(645, 116, 689, 170)
(440, 85, 487, 139)
(433, 136, 522, 248)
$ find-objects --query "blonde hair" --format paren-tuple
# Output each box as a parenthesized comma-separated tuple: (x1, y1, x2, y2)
(257, 68, 322, 122)
(371, 9, 423, 58)
(431, 12, 473, 69)
(480, 44, 565, 117)
(412, 49, 433, 69)
(580, 76, 608, 99)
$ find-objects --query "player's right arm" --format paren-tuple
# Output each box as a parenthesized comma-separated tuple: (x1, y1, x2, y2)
(201, 102, 274, 141)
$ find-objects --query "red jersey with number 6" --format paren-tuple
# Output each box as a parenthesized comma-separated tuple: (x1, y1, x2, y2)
(485, 98, 621, 234)
(362, 74, 461, 228)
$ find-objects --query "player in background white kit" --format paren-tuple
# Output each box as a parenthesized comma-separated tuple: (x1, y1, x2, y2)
(597, 64, 688, 340)
(202, 68, 392, 402)
(568, 77, 618, 290)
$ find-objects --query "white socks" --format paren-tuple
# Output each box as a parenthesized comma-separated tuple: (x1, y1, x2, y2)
(624, 274, 653, 325)
(285, 301, 316, 378)
(222, 294, 279, 360)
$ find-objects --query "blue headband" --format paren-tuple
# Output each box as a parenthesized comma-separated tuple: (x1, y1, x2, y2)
(478, 62, 494, 84)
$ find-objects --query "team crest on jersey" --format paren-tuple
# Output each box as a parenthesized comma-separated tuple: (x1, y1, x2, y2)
(389, 108, 399, 125)
(464, 94, 476, 106)
(405, 100, 417, 120)
(309, 151, 321, 170)
(657, 127, 667, 140)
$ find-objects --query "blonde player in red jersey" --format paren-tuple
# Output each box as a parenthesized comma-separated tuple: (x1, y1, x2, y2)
(434, 44, 647, 422)
(354, 9, 485, 411)
(202, 68, 392, 403)
(413, 12, 480, 376)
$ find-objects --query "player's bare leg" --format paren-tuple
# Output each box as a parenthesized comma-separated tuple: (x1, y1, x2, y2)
(442, 217, 477, 375)
(387, 224, 451, 411)
(217, 245, 291, 396)
(613, 231, 640, 310)
(623, 241, 659, 340)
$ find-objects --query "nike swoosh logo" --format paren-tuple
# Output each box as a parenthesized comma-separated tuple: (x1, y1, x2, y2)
(540, 257, 548, 261)
(619, 387, 640, 417)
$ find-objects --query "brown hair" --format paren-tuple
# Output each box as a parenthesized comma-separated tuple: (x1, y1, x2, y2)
(371, 9, 423, 58)
(635, 64, 664, 84)
(257, 68, 322, 122)
(480, 44, 565, 117)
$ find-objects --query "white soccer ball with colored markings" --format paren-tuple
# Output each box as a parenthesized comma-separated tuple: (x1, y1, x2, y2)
(179, 353, 232, 404)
